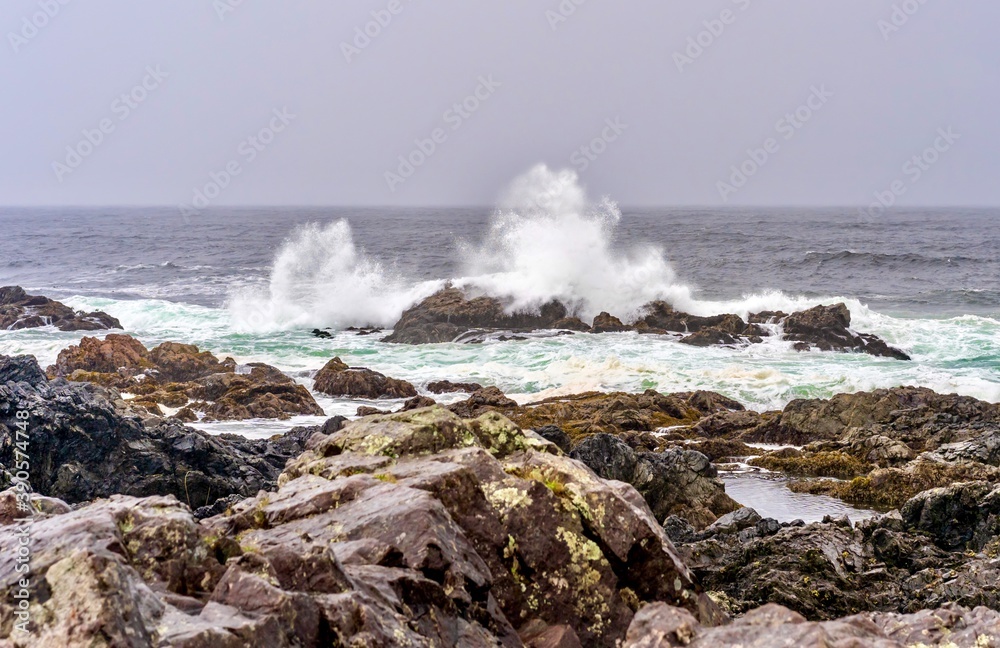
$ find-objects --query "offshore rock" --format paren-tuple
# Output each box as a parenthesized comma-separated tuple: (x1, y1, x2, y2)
(0, 285, 121, 331)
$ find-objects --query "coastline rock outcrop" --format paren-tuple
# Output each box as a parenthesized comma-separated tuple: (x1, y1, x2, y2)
(624, 601, 1000, 647)
(312, 357, 418, 399)
(0, 354, 316, 509)
(382, 288, 909, 360)
(0, 406, 713, 647)
(782, 303, 910, 359)
(47, 334, 324, 421)
(0, 285, 121, 331)
(381, 286, 569, 344)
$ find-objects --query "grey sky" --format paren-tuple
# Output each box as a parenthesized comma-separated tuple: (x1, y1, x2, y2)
(1, 1, 997, 207)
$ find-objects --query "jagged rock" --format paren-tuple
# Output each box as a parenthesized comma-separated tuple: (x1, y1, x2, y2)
(275, 406, 704, 645)
(782, 303, 910, 360)
(383, 286, 569, 344)
(571, 434, 740, 529)
(0, 355, 315, 508)
(313, 356, 417, 399)
(427, 379, 484, 394)
(448, 386, 519, 418)
(570, 433, 638, 482)
(623, 601, 1000, 648)
(533, 425, 572, 453)
(0, 285, 121, 331)
(49, 333, 152, 377)
(900, 482, 1000, 552)
(680, 329, 739, 347)
(48, 335, 323, 421)
(0, 355, 48, 387)
(592, 312, 632, 333)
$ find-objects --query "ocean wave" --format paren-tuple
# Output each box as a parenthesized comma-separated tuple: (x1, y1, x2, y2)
(230, 165, 870, 331)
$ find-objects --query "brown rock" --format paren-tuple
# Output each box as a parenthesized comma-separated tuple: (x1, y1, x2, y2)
(592, 312, 632, 333)
(383, 286, 570, 344)
(0, 285, 122, 332)
(427, 379, 484, 394)
(313, 356, 417, 399)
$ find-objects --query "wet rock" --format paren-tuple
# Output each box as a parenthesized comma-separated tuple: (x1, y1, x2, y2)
(383, 286, 570, 344)
(789, 457, 1000, 509)
(679, 328, 739, 347)
(533, 425, 572, 453)
(592, 312, 632, 333)
(900, 481, 1000, 552)
(571, 434, 740, 529)
(311, 328, 332, 338)
(356, 405, 389, 417)
(782, 303, 910, 360)
(448, 386, 519, 418)
(551, 317, 591, 332)
(49, 335, 323, 421)
(427, 379, 484, 394)
(0, 354, 48, 387)
(0, 355, 313, 508)
(748, 450, 873, 479)
(0, 285, 122, 331)
(313, 356, 417, 399)
(476, 389, 742, 441)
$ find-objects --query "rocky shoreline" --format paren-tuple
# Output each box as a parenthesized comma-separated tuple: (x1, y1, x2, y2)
(380, 287, 911, 360)
(2, 341, 1000, 646)
(2, 288, 997, 646)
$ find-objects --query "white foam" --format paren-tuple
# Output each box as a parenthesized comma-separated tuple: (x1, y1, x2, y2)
(227, 219, 442, 332)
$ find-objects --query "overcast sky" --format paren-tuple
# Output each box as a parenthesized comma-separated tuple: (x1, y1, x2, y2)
(1, 1, 997, 207)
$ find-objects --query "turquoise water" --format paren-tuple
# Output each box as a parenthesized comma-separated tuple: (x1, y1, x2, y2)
(2, 294, 995, 421)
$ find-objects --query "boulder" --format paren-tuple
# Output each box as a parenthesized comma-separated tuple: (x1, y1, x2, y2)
(900, 481, 1000, 552)
(0, 285, 122, 331)
(49, 335, 324, 421)
(383, 286, 570, 344)
(0, 355, 316, 509)
(592, 312, 632, 333)
(571, 434, 740, 529)
(275, 406, 703, 645)
(533, 425, 573, 453)
(782, 303, 910, 360)
(313, 357, 417, 399)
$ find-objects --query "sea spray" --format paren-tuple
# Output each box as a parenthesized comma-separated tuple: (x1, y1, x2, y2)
(454, 164, 695, 322)
(227, 220, 441, 332)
